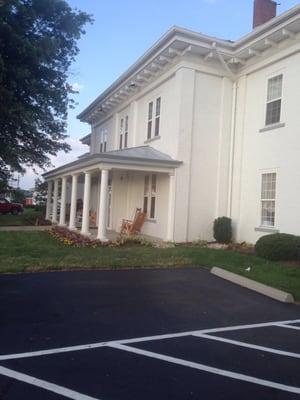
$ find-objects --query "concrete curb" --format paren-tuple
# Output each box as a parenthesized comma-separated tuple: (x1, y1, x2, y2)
(211, 267, 294, 303)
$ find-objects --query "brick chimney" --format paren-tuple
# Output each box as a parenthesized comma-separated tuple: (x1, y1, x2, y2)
(253, 0, 277, 29)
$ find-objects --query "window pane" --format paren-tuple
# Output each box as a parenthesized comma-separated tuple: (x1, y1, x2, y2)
(143, 197, 148, 214)
(148, 102, 153, 120)
(151, 175, 157, 193)
(150, 197, 155, 219)
(120, 118, 124, 132)
(119, 134, 123, 149)
(144, 176, 149, 195)
(267, 75, 283, 102)
(125, 115, 129, 131)
(156, 97, 161, 117)
(100, 143, 103, 153)
(261, 200, 275, 226)
(266, 99, 281, 125)
(147, 120, 152, 139)
(104, 142, 107, 152)
(261, 173, 276, 199)
(155, 117, 160, 137)
(124, 132, 128, 148)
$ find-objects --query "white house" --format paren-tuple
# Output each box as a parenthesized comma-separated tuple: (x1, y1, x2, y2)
(44, 0, 300, 244)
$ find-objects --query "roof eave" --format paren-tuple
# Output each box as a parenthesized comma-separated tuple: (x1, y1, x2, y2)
(43, 154, 182, 179)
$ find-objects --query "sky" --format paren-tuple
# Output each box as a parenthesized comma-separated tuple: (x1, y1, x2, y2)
(20, 0, 300, 189)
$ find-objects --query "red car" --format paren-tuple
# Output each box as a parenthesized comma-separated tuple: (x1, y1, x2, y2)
(0, 198, 23, 215)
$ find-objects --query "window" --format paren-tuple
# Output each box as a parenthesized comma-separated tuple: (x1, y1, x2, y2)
(155, 97, 161, 137)
(147, 97, 161, 139)
(143, 174, 157, 219)
(103, 131, 107, 152)
(119, 118, 124, 149)
(261, 173, 276, 227)
(265, 74, 283, 126)
(147, 102, 153, 140)
(100, 129, 107, 153)
(120, 115, 129, 149)
(124, 115, 128, 148)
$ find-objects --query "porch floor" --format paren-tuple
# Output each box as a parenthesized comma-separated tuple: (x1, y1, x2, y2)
(87, 227, 163, 244)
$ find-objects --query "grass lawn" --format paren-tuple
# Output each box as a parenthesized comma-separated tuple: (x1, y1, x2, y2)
(1, 231, 300, 301)
(0, 208, 44, 226)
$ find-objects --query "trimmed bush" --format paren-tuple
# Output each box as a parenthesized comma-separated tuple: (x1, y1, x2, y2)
(255, 233, 300, 261)
(213, 217, 232, 244)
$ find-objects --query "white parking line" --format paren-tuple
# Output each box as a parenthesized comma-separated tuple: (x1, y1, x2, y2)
(275, 323, 300, 331)
(0, 342, 110, 361)
(196, 318, 300, 335)
(0, 317, 299, 361)
(0, 366, 101, 400)
(193, 333, 300, 359)
(108, 343, 300, 395)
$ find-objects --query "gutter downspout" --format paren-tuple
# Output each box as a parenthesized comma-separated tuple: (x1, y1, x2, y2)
(213, 45, 237, 218)
(227, 81, 238, 218)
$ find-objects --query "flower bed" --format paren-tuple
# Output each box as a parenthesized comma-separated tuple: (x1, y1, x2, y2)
(48, 226, 154, 248)
(49, 226, 106, 248)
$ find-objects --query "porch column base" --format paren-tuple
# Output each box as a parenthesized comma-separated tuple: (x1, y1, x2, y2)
(82, 231, 92, 237)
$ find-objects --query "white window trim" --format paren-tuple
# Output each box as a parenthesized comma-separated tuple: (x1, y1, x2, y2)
(262, 72, 285, 129)
(119, 114, 129, 149)
(258, 170, 278, 229)
(100, 128, 108, 153)
(146, 96, 161, 141)
(143, 174, 157, 220)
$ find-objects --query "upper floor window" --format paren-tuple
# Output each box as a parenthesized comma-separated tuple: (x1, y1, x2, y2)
(100, 129, 107, 153)
(261, 172, 276, 227)
(119, 118, 124, 149)
(124, 115, 128, 148)
(143, 174, 157, 219)
(120, 116, 129, 149)
(147, 97, 161, 140)
(265, 74, 283, 126)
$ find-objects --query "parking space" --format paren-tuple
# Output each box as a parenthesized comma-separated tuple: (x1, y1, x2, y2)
(0, 268, 300, 399)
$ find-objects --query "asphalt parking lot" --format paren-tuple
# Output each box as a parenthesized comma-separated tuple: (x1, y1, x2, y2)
(0, 267, 299, 399)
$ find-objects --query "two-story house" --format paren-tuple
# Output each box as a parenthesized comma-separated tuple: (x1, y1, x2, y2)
(44, 0, 300, 244)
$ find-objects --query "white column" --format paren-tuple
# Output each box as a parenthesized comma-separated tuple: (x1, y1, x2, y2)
(81, 172, 92, 235)
(59, 176, 67, 226)
(69, 174, 78, 230)
(166, 172, 176, 242)
(97, 169, 109, 241)
(51, 179, 59, 224)
(45, 181, 53, 221)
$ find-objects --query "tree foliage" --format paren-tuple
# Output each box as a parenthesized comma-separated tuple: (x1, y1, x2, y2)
(0, 0, 92, 191)
(10, 187, 27, 203)
(34, 177, 47, 205)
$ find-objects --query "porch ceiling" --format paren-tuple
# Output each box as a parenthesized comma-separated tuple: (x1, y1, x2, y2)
(43, 146, 182, 180)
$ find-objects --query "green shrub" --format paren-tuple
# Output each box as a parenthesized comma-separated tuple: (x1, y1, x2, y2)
(213, 217, 232, 244)
(34, 205, 46, 212)
(255, 233, 300, 261)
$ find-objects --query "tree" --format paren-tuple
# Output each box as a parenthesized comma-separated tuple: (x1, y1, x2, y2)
(0, 0, 92, 191)
(10, 187, 26, 203)
(34, 177, 47, 205)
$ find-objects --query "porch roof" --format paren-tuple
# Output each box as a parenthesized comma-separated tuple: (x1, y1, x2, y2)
(43, 146, 182, 180)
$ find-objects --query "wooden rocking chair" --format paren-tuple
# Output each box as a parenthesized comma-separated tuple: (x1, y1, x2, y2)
(120, 208, 147, 236)
(89, 211, 97, 226)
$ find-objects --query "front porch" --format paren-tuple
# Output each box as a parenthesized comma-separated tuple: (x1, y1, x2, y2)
(43, 147, 181, 242)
